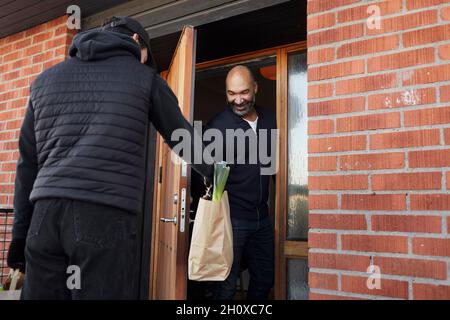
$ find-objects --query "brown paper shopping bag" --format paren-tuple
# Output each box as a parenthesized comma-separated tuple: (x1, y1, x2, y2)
(188, 191, 233, 281)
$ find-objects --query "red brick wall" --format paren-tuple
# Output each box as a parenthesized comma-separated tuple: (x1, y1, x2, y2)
(0, 16, 76, 284)
(307, 0, 450, 300)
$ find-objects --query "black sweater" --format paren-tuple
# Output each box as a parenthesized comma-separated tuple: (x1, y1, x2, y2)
(206, 106, 277, 221)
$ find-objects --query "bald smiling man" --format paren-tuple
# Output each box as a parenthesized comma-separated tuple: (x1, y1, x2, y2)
(205, 65, 277, 300)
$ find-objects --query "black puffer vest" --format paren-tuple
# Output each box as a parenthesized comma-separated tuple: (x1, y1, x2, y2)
(29, 30, 156, 214)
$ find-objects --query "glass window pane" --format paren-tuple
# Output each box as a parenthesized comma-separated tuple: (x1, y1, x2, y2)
(287, 258, 309, 300)
(287, 52, 308, 241)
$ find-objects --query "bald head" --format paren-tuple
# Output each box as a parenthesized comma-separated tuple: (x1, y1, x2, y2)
(226, 65, 256, 85)
(226, 65, 258, 118)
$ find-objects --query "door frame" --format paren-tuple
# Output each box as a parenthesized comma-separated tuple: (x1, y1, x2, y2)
(148, 40, 307, 300)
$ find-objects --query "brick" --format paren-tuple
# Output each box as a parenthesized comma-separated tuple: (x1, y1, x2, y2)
(308, 232, 337, 249)
(407, 0, 450, 10)
(341, 234, 409, 253)
(20, 65, 42, 77)
(368, 48, 435, 72)
(336, 73, 397, 95)
(375, 256, 447, 280)
(309, 292, 362, 300)
(12, 38, 31, 50)
(340, 152, 405, 170)
(25, 43, 44, 56)
(403, 25, 450, 47)
(2, 70, 20, 81)
(3, 51, 21, 62)
(413, 237, 450, 257)
(372, 215, 442, 233)
(337, 35, 399, 59)
(0, 110, 17, 121)
(405, 106, 450, 127)
(308, 97, 365, 117)
(308, 59, 364, 81)
(308, 119, 334, 135)
(447, 216, 450, 232)
(403, 64, 450, 85)
(342, 275, 409, 299)
(441, 85, 450, 102)
(43, 57, 65, 69)
(54, 25, 70, 37)
(6, 120, 22, 130)
(44, 36, 68, 50)
(308, 194, 338, 210)
(308, 24, 364, 47)
(308, 252, 371, 272)
(447, 172, 450, 190)
(308, 12, 336, 31)
(308, 0, 361, 14)
(368, 88, 436, 110)
(32, 51, 54, 64)
(411, 194, 450, 210)
(0, 43, 12, 55)
(309, 214, 367, 230)
(446, 128, 450, 144)
(409, 149, 450, 168)
(32, 31, 53, 44)
(309, 175, 368, 190)
(308, 83, 333, 99)
(442, 5, 450, 20)
(367, 10, 438, 36)
(11, 57, 32, 71)
(308, 156, 337, 171)
(309, 135, 366, 153)
(336, 112, 401, 132)
(308, 47, 335, 65)
(338, 0, 403, 23)
(370, 129, 440, 149)
(1, 162, 16, 172)
(309, 272, 338, 290)
(439, 43, 450, 60)
(0, 185, 14, 193)
(342, 194, 407, 211)
(55, 45, 70, 57)
(372, 172, 442, 190)
(414, 283, 450, 300)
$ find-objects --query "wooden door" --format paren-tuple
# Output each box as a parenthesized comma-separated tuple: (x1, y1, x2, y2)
(149, 26, 196, 300)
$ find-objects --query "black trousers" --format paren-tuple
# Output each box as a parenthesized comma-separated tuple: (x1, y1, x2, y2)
(21, 198, 139, 300)
(214, 215, 274, 300)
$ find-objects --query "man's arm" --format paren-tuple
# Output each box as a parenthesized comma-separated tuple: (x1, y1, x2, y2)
(8, 99, 38, 271)
(149, 74, 214, 179)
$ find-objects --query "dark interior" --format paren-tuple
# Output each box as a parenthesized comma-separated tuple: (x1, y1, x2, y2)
(150, 0, 306, 72)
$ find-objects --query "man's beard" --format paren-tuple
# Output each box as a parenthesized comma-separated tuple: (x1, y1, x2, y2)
(228, 96, 256, 117)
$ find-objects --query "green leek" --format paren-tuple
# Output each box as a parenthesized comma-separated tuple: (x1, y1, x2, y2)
(212, 161, 230, 202)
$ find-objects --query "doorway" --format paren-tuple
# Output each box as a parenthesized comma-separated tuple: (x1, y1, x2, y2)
(187, 55, 277, 300)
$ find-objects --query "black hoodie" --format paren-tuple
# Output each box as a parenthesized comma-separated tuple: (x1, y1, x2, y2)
(12, 29, 213, 239)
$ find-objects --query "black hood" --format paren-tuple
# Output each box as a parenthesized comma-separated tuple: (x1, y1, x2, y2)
(69, 29, 141, 63)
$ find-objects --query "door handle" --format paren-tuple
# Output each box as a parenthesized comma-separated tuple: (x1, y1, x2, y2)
(160, 216, 177, 225)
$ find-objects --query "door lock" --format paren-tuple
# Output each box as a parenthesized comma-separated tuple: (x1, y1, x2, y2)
(160, 216, 177, 225)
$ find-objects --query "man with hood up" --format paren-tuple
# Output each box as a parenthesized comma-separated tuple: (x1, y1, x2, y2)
(6, 16, 213, 299)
